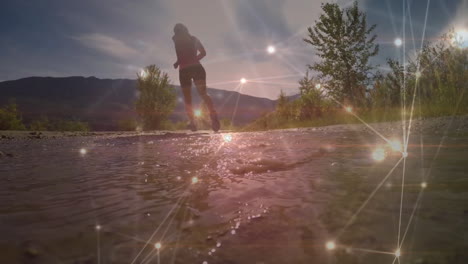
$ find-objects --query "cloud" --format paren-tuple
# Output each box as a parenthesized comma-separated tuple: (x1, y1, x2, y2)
(72, 33, 139, 59)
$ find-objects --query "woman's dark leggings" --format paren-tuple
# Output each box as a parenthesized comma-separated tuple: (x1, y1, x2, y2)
(179, 64, 216, 121)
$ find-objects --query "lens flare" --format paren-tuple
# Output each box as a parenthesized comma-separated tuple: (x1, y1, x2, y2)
(325, 241, 336, 250)
(267, 45, 276, 54)
(453, 29, 468, 47)
(155, 242, 161, 249)
(345, 106, 353, 113)
(140, 69, 147, 78)
(389, 139, 403, 152)
(80, 148, 87, 155)
(402, 151, 408, 158)
(372, 147, 386, 161)
(194, 109, 202, 117)
(421, 182, 427, 189)
(95, 225, 101, 231)
(315, 83, 321, 89)
(240, 78, 247, 84)
(192, 177, 199, 184)
(223, 134, 233, 143)
(394, 38, 403, 46)
(395, 249, 401, 257)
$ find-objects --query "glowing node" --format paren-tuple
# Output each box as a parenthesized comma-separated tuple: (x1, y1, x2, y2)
(421, 182, 427, 189)
(80, 148, 87, 155)
(267, 45, 276, 54)
(389, 139, 403, 152)
(194, 109, 202, 117)
(192, 177, 198, 184)
(395, 249, 401, 257)
(95, 225, 101, 231)
(394, 38, 402, 47)
(415, 71, 422, 78)
(240, 78, 247, 84)
(325, 241, 336, 250)
(223, 134, 233, 143)
(315, 83, 321, 89)
(345, 106, 352, 113)
(155, 242, 161, 249)
(372, 147, 386, 161)
(402, 151, 408, 158)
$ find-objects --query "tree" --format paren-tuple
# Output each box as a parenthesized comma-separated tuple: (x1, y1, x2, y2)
(298, 70, 317, 96)
(135, 65, 176, 130)
(298, 70, 327, 118)
(276, 89, 290, 119)
(372, 29, 468, 109)
(304, 1, 379, 105)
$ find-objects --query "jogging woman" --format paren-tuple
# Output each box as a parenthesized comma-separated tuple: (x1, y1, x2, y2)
(172, 23, 220, 132)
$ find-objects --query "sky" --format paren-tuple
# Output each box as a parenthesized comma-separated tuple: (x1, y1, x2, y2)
(1, 0, 467, 99)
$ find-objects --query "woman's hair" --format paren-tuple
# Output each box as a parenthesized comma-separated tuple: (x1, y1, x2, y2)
(173, 23, 190, 37)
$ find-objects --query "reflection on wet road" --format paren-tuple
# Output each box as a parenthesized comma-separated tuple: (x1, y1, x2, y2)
(1, 128, 467, 263)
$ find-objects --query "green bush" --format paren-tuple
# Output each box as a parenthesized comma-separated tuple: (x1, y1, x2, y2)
(371, 29, 468, 116)
(117, 118, 138, 131)
(29, 116, 50, 131)
(53, 120, 89, 132)
(135, 65, 176, 130)
(0, 102, 26, 130)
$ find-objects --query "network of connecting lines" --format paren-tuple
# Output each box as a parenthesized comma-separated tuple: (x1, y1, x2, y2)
(75, 0, 465, 263)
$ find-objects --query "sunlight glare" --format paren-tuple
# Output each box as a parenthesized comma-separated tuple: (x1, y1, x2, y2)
(140, 69, 147, 78)
(326, 241, 336, 250)
(394, 38, 402, 46)
(389, 139, 403, 152)
(223, 134, 233, 143)
(372, 147, 386, 161)
(240, 78, 247, 84)
(155, 242, 161, 249)
(453, 29, 468, 47)
(267, 45, 276, 54)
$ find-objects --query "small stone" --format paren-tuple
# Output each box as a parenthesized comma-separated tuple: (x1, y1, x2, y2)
(22, 241, 41, 258)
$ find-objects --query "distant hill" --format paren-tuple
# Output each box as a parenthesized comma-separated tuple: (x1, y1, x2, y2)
(0, 76, 276, 130)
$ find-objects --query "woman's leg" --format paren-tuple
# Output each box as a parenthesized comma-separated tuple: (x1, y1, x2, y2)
(193, 65, 216, 116)
(179, 68, 194, 122)
(193, 64, 220, 131)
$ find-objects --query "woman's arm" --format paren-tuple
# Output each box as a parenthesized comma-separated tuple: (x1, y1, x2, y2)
(172, 37, 180, 68)
(195, 38, 206, 61)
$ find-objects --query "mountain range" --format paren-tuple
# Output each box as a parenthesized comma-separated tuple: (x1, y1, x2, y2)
(0, 76, 277, 130)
